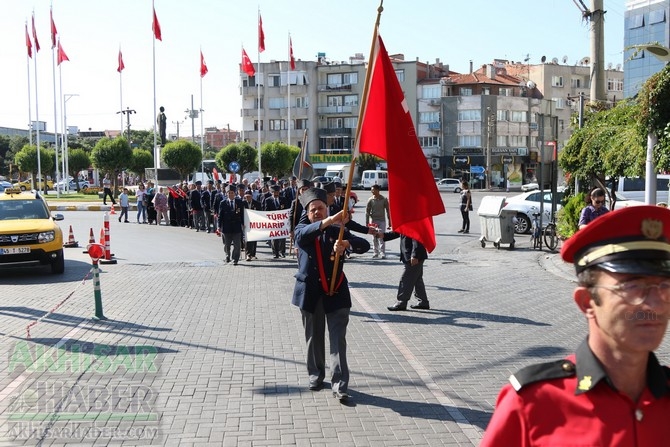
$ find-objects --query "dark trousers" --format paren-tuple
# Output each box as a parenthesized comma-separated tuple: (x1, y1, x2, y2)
(271, 238, 286, 256)
(301, 299, 350, 393)
(103, 188, 115, 205)
(223, 232, 241, 262)
(460, 209, 470, 231)
(396, 260, 428, 305)
(245, 241, 257, 257)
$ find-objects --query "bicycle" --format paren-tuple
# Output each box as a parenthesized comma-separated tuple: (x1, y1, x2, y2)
(543, 214, 559, 252)
(530, 212, 542, 250)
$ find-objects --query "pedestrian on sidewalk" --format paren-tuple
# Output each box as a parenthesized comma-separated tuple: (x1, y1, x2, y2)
(102, 173, 116, 206)
(217, 186, 244, 265)
(136, 182, 147, 223)
(153, 187, 169, 226)
(292, 188, 370, 402)
(458, 180, 472, 233)
(365, 184, 390, 258)
(380, 231, 430, 311)
(578, 187, 609, 230)
(118, 188, 130, 223)
(481, 205, 670, 446)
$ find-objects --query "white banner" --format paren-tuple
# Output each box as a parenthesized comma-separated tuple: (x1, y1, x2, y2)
(244, 209, 291, 242)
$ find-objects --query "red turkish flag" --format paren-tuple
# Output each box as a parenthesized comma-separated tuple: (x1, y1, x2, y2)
(50, 8, 58, 49)
(31, 13, 40, 53)
(152, 8, 162, 41)
(212, 167, 220, 182)
(289, 37, 296, 70)
(258, 14, 265, 53)
(200, 50, 208, 77)
(25, 23, 33, 58)
(242, 48, 255, 76)
(117, 49, 125, 73)
(57, 39, 69, 65)
(356, 32, 445, 253)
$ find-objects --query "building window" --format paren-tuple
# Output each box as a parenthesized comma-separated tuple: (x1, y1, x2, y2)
(571, 78, 581, 88)
(344, 117, 358, 128)
(607, 78, 623, 91)
(243, 76, 256, 87)
(268, 97, 284, 109)
(327, 117, 344, 128)
(254, 120, 263, 131)
(496, 110, 509, 121)
(395, 69, 405, 82)
(320, 136, 352, 151)
(343, 95, 358, 106)
(553, 98, 565, 109)
(419, 136, 440, 147)
(327, 96, 343, 107)
(269, 74, 281, 87)
(458, 135, 481, 147)
(296, 97, 308, 108)
(496, 135, 507, 146)
(457, 109, 481, 121)
(650, 9, 666, 24)
(509, 135, 527, 146)
(295, 119, 307, 130)
(420, 111, 440, 123)
(343, 72, 358, 85)
(254, 98, 264, 109)
(510, 111, 527, 122)
(499, 87, 512, 96)
(629, 14, 644, 29)
(551, 76, 563, 87)
(460, 87, 473, 96)
(269, 119, 285, 130)
(482, 87, 491, 95)
(422, 85, 440, 99)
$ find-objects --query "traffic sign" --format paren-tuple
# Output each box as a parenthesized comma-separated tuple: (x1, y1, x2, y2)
(453, 156, 470, 166)
(470, 165, 485, 174)
(501, 155, 514, 164)
(228, 161, 240, 173)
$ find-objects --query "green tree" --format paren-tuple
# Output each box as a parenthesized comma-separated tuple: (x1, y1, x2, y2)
(638, 64, 670, 172)
(5, 136, 29, 178)
(67, 149, 92, 191)
(0, 135, 10, 176)
(128, 129, 159, 152)
(161, 140, 202, 181)
(127, 149, 154, 181)
(14, 144, 56, 183)
(91, 137, 133, 196)
(356, 153, 382, 174)
(215, 142, 257, 179)
(260, 141, 297, 179)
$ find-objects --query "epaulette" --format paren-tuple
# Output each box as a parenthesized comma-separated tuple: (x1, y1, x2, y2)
(509, 359, 576, 392)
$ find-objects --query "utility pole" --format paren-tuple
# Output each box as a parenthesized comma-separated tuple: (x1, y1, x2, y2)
(172, 120, 184, 140)
(185, 94, 199, 143)
(117, 107, 136, 140)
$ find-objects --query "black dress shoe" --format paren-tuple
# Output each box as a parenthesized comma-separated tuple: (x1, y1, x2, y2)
(225, 257, 230, 263)
(387, 302, 407, 311)
(410, 303, 430, 310)
(309, 381, 323, 391)
(333, 390, 350, 401)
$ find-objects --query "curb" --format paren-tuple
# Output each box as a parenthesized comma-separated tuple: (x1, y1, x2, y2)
(49, 204, 138, 212)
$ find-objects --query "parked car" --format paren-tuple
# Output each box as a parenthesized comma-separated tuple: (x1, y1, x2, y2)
(520, 182, 539, 192)
(55, 177, 90, 191)
(503, 188, 565, 234)
(436, 178, 462, 193)
(13, 177, 54, 191)
(0, 181, 12, 192)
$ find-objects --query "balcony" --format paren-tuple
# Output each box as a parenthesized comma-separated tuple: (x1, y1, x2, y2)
(242, 108, 264, 117)
(317, 83, 352, 92)
(317, 106, 354, 115)
(428, 122, 441, 131)
(319, 128, 352, 136)
(280, 84, 308, 95)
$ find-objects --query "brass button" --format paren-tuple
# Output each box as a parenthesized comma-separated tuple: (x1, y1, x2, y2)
(562, 362, 575, 372)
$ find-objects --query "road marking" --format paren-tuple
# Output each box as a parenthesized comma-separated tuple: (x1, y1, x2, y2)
(351, 289, 482, 445)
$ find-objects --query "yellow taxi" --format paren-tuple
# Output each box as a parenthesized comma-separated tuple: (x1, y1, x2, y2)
(0, 188, 65, 274)
(13, 177, 54, 191)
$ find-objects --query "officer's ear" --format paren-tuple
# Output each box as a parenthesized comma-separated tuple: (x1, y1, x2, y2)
(574, 287, 597, 319)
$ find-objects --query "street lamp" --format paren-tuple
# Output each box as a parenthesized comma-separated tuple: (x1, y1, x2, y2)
(63, 94, 79, 192)
(485, 107, 496, 190)
(632, 44, 670, 204)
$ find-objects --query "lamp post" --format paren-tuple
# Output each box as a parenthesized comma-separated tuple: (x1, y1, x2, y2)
(62, 94, 79, 192)
(117, 107, 136, 140)
(485, 107, 496, 190)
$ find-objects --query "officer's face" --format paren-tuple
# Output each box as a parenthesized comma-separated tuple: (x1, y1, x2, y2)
(578, 270, 670, 355)
(307, 200, 327, 223)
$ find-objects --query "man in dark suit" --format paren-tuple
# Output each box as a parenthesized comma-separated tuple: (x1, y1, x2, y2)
(242, 190, 261, 261)
(201, 180, 214, 233)
(264, 185, 290, 258)
(218, 186, 245, 265)
(293, 188, 370, 401)
(190, 181, 205, 231)
(379, 231, 430, 311)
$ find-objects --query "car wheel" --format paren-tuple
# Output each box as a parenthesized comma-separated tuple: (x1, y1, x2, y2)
(51, 249, 65, 274)
(515, 214, 531, 234)
(81, 185, 88, 191)
(454, 187, 462, 193)
(20, 185, 26, 191)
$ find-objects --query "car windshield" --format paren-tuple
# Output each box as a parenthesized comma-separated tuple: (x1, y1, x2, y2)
(0, 200, 50, 220)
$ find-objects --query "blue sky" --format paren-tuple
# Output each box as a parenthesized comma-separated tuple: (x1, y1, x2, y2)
(1, 0, 626, 139)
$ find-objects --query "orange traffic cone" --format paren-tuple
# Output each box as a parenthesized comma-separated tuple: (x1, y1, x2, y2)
(109, 203, 116, 215)
(100, 227, 105, 245)
(83, 228, 95, 253)
(63, 225, 79, 248)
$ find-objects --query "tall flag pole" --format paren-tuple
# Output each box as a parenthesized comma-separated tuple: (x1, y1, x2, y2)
(118, 46, 125, 135)
(241, 46, 255, 143)
(57, 38, 70, 189)
(152, 1, 162, 181)
(25, 21, 33, 146)
(287, 34, 294, 147)
(32, 11, 42, 194)
(50, 5, 60, 196)
(257, 9, 265, 176)
(200, 48, 208, 180)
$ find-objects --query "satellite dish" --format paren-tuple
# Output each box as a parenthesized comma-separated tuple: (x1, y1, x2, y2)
(551, 57, 559, 64)
(616, 63, 622, 71)
(580, 57, 590, 66)
(526, 80, 536, 89)
(562, 55, 568, 64)
(607, 62, 613, 70)
(541, 55, 546, 63)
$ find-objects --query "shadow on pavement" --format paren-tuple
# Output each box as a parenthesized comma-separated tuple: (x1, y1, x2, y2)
(351, 308, 550, 328)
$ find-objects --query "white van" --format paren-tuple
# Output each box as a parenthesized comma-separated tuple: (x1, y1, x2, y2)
(362, 170, 389, 189)
(608, 175, 670, 202)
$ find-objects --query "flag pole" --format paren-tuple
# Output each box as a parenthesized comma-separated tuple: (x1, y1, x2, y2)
(119, 45, 124, 135)
(200, 54, 205, 181)
(257, 8, 262, 177)
(287, 33, 291, 147)
(329, 1, 384, 295)
(288, 129, 309, 255)
(152, 0, 158, 182)
(26, 21, 33, 147)
(58, 53, 65, 191)
(33, 12, 42, 195)
(51, 10, 60, 197)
